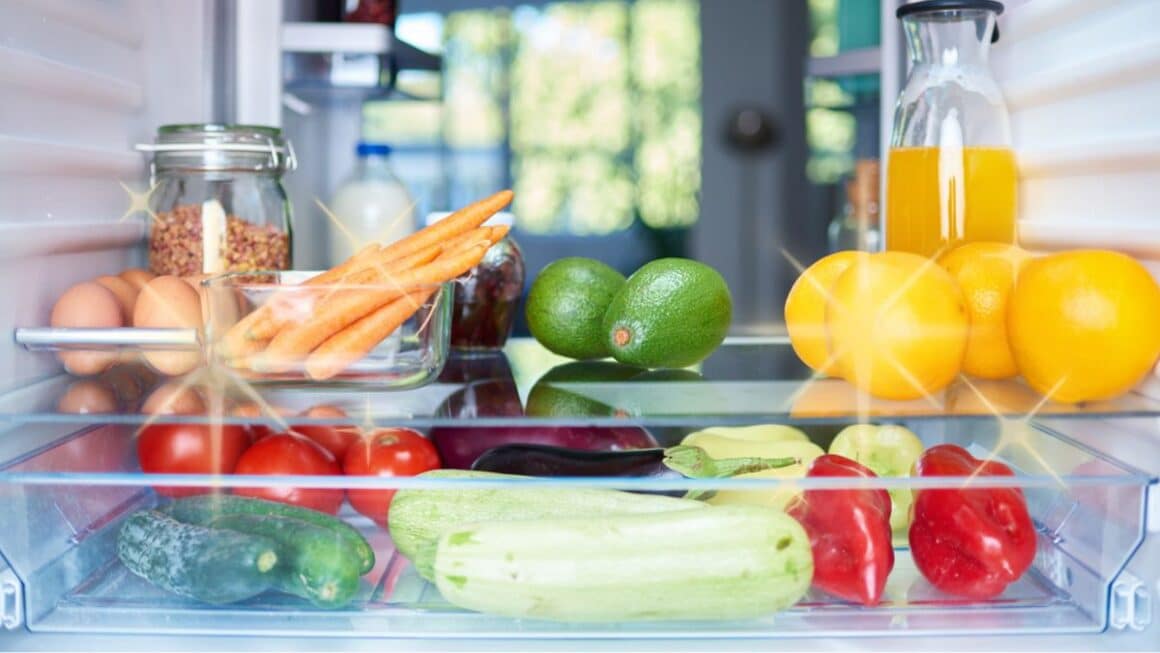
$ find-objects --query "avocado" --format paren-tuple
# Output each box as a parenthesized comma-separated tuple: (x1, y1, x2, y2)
(525, 258, 626, 360)
(602, 258, 732, 368)
(526, 361, 647, 417)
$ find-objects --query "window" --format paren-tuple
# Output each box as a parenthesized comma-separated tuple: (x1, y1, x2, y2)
(804, 0, 880, 185)
(362, 0, 701, 235)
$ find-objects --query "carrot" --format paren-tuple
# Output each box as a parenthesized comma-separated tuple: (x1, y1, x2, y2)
(306, 243, 382, 285)
(375, 189, 512, 262)
(317, 240, 444, 293)
(221, 190, 511, 354)
(222, 246, 380, 349)
(219, 334, 268, 366)
(340, 226, 491, 286)
(256, 244, 489, 372)
(242, 244, 442, 347)
(299, 228, 507, 378)
(304, 287, 438, 380)
(220, 308, 267, 358)
(474, 224, 510, 248)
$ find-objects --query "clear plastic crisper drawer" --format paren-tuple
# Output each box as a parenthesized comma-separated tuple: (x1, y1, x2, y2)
(0, 413, 1152, 640)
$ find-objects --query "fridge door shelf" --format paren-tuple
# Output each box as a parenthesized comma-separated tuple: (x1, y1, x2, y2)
(0, 414, 1153, 639)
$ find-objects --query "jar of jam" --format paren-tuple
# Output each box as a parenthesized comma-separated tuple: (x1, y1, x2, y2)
(426, 211, 525, 351)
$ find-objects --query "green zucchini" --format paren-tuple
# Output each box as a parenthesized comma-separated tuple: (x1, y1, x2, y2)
(388, 470, 706, 581)
(434, 505, 813, 622)
(161, 494, 374, 574)
(210, 513, 362, 609)
(117, 510, 279, 604)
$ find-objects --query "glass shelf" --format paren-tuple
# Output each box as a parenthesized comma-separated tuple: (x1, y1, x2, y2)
(6, 338, 1160, 429)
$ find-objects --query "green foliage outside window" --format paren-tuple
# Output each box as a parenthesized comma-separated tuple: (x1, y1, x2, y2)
(365, 0, 701, 236)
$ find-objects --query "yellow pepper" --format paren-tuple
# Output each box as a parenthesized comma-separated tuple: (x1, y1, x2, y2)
(682, 424, 810, 458)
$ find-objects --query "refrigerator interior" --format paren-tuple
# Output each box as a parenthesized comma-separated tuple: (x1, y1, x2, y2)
(1, 0, 1159, 650)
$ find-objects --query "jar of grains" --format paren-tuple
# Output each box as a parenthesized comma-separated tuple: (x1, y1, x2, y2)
(138, 124, 295, 277)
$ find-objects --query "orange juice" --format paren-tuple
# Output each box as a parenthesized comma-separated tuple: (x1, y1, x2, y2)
(885, 146, 1017, 258)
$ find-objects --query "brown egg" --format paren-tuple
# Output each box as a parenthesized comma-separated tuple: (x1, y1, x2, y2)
(56, 379, 119, 414)
(98, 365, 148, 404)
(133, 276, 203, 376)
(120, 268, 156, 292)
(51, 281, 123, 376)
(94, 275, 138, 322)
(141, 381, 207, 415)
(303, 404, 351, 420)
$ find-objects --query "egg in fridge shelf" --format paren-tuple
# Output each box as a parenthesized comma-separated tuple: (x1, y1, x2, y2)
(49, 281, 125, 376)
(131, 276, 205, 376)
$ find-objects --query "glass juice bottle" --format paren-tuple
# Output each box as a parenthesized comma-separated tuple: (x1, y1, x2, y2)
(886, 0, 1016, 258)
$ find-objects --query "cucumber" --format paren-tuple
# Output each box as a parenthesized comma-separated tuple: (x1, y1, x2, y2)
(160, 494, 374, 574)
(211, 513, 362, 609)
(117, 510, 279, 604)
(434, 505, 813, 622)
(389, 470, 706, 581)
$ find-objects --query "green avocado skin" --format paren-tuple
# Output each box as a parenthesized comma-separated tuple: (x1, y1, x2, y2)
(526, 258, 627, 360)
(602, 258, 732, 368)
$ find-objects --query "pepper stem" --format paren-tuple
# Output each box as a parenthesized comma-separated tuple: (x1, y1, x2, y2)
(663, 445, 798, 501)
(663, 445, 798, 479)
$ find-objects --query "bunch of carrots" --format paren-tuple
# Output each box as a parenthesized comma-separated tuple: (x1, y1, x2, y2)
(220, 190, 514, 381)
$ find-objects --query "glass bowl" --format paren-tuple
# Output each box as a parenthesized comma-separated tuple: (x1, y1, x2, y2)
(203, 270, 451, 388)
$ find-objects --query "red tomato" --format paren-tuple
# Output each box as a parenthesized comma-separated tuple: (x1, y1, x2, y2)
(233, 433, 344, 514)
(343, 428, 441, 525)
(293, 405, 360, 461)
(137, 422, 249, 497)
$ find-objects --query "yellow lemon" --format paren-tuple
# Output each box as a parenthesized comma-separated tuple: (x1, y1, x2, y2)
(827, 251, 969, 401)
(784, 251, 867, 375)
(937, 242, 1031, 379)
(1008, 249, 1160, 403)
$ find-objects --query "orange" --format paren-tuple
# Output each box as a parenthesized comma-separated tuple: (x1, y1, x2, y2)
(937, 242, 1031, 379)
(827, 251, 969, 400)
(1007, 250, 1160, 403)
(784, 251, 867, 375)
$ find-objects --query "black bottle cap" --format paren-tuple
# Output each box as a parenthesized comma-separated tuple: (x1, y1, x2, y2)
(896, 0, 1004, 42)
(895, 0, 1004, 18)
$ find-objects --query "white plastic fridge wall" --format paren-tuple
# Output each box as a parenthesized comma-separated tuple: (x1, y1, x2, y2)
(0, 0, 213, 394)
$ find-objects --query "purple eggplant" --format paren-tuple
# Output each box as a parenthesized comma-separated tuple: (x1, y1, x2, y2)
(430, 425, 658, 470)
(470, 443, 798, 497)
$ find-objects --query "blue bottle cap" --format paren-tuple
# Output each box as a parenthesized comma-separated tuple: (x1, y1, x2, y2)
(356, 142, 392, 157)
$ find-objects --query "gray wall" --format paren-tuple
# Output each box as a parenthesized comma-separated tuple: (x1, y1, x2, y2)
(693, 0, 817, 334)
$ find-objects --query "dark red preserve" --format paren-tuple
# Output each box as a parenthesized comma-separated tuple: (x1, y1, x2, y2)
(429, 212, 525, 351)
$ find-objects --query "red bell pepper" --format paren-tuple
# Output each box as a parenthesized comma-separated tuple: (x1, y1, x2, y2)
(909, 444, 1037, 599)
(787, 454, 894, 606)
